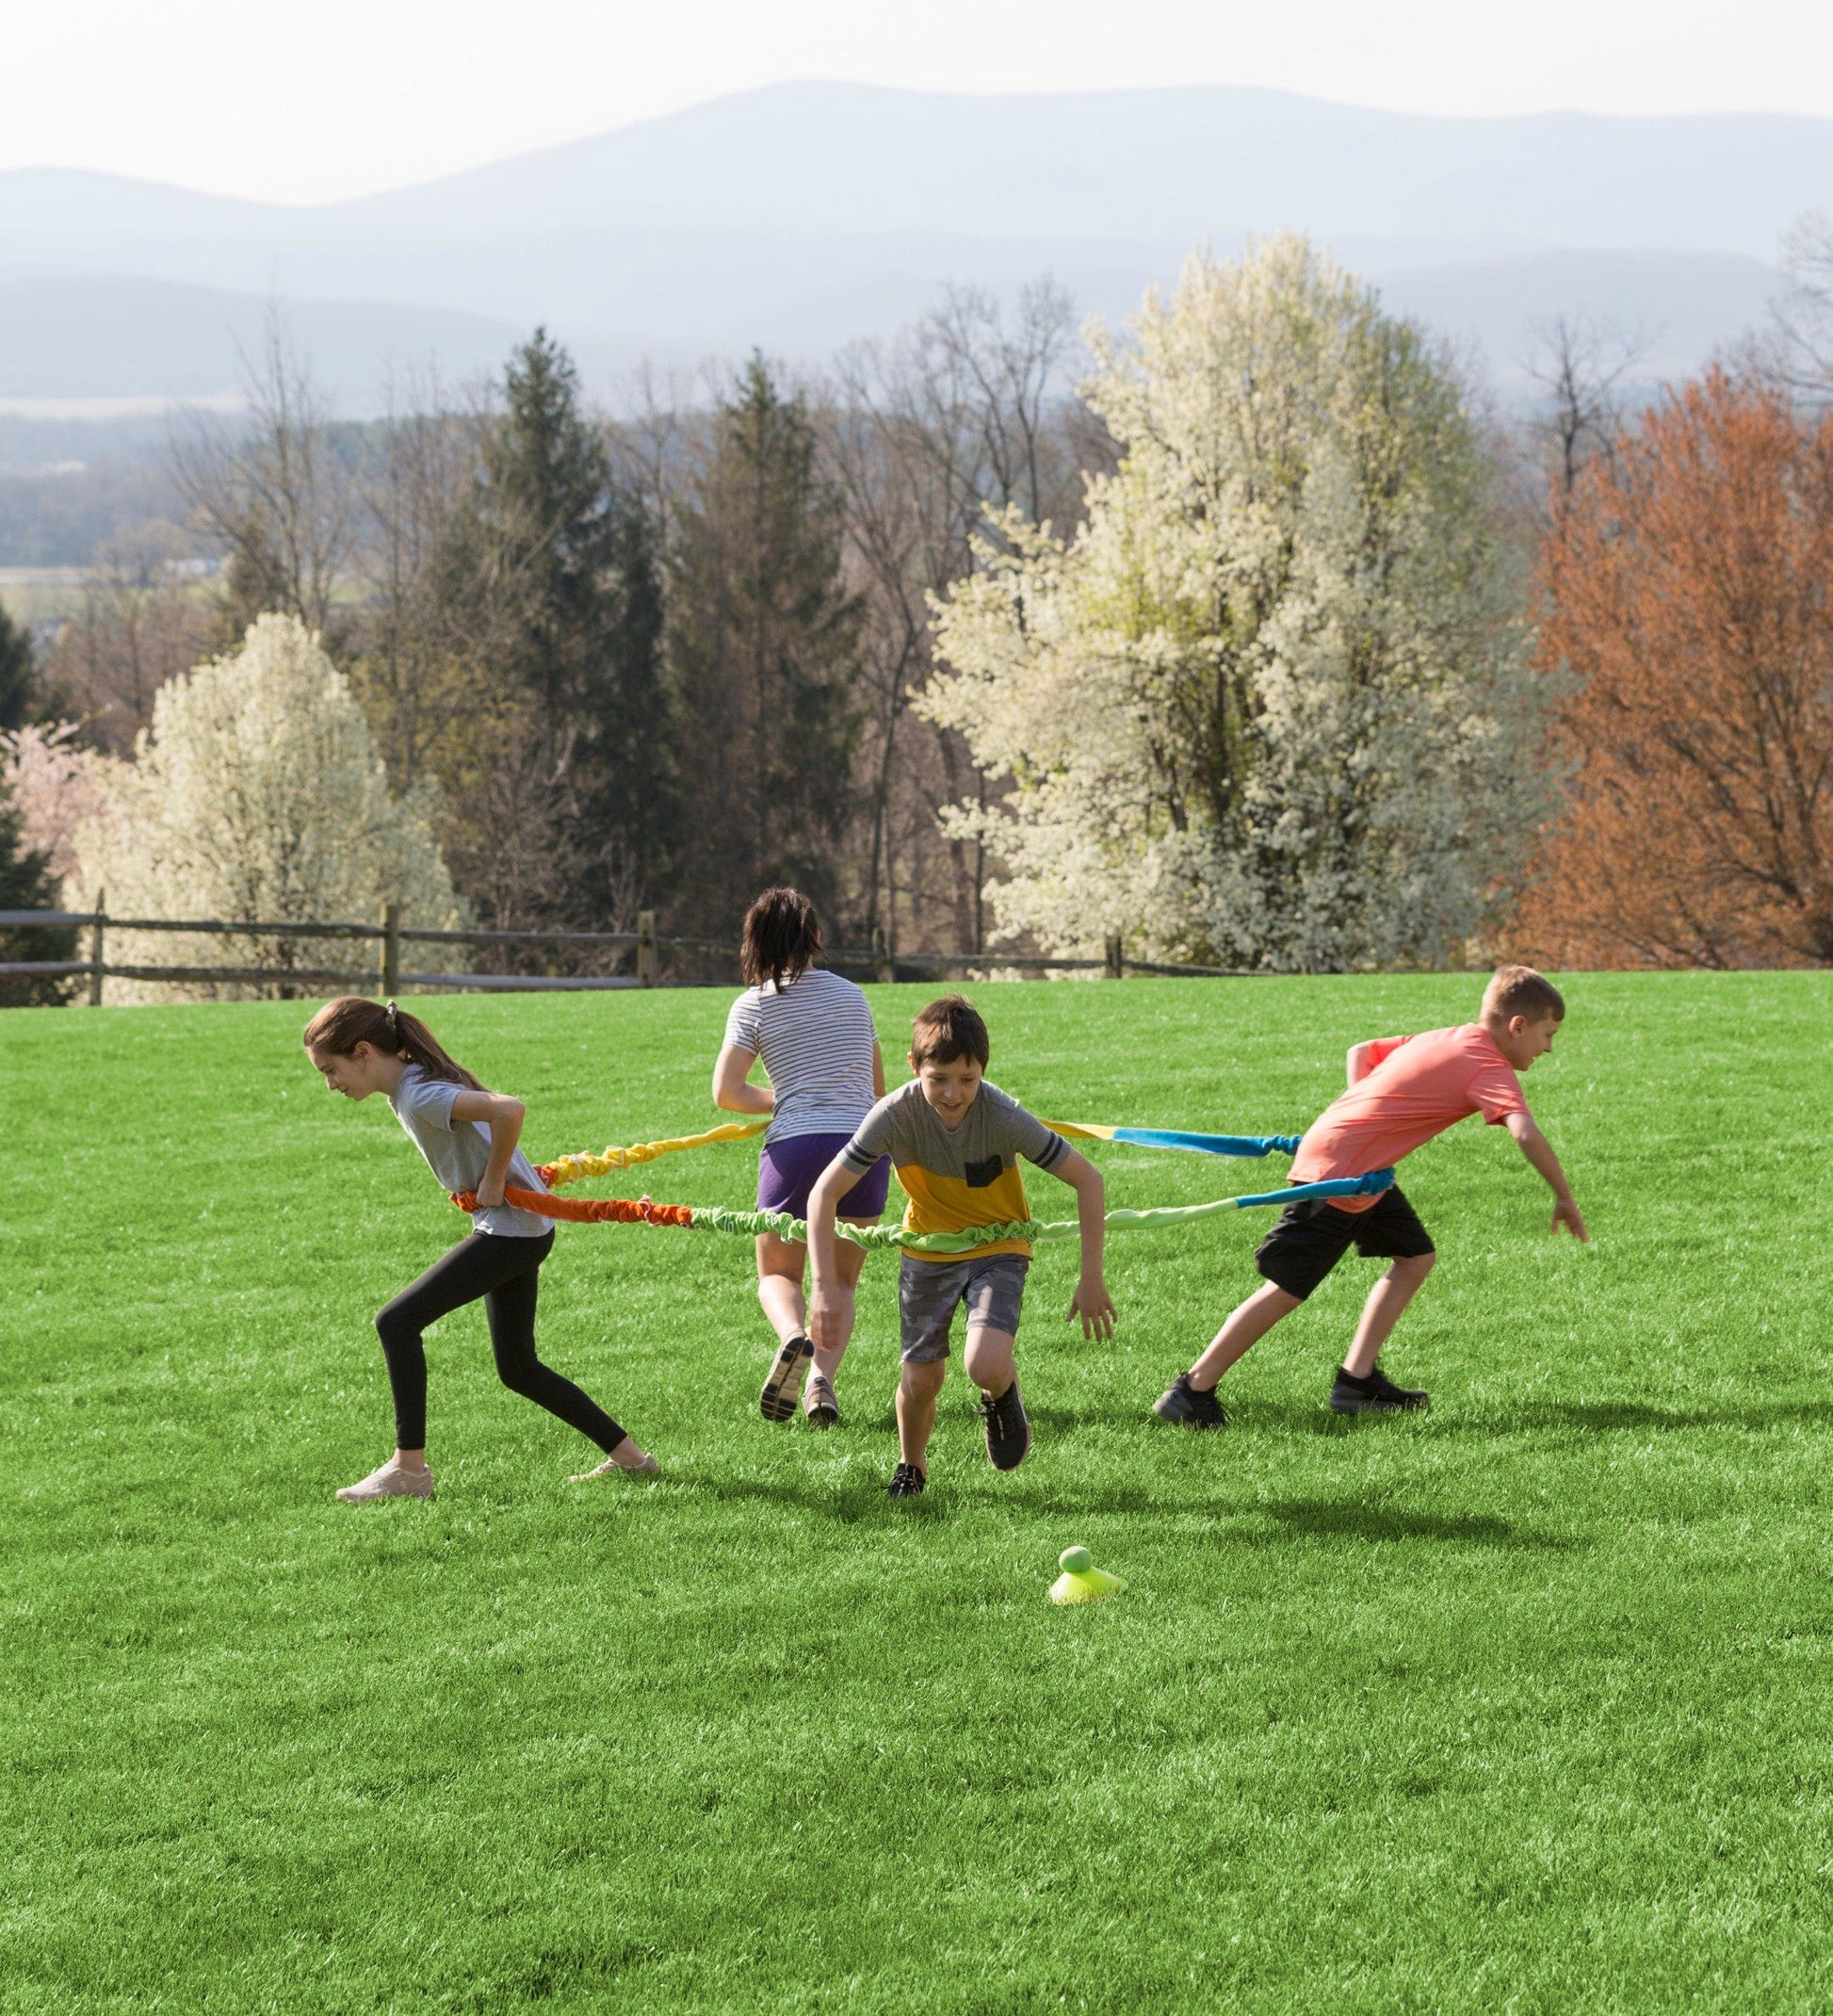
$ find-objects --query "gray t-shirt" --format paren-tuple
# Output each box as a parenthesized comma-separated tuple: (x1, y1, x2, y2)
(389, 1065, 551, 1238)
(840, 1079, 1068, 1260)
(722, 967, 880, 1145)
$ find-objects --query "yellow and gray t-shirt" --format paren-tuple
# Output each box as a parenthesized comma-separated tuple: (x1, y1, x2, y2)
(840, 1080, 1068, 1261)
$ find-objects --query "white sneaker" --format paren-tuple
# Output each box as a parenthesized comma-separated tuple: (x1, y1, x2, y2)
(569, 1444, 659, 1480)
(335, 1459, 435, 1503)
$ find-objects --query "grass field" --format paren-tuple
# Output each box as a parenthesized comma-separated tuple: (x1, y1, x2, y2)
(4, 974, 1832, 2013)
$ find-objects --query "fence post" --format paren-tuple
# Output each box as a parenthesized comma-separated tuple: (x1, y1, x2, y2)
(636, 911, 657, 987)
(871, 922, 894, 985)
(381, 902, 399, 997)
(1104, 934, 1124, 981)
(89, 889, 105, 1007)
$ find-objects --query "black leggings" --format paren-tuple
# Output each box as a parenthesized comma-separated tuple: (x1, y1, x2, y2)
(374, 1230, 626, 1455)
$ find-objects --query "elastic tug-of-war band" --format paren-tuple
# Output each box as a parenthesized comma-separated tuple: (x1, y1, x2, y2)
(450, 1117, 1394, 1253)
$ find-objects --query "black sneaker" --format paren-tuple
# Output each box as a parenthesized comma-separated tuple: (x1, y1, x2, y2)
(759, 1334, 813, 1422)
(887, 1461, 927, 1499)
(1153, 1373, 1227, 1429)
(980, 1376, 1031, 1472)
(1329, 1364, 1430, 1413)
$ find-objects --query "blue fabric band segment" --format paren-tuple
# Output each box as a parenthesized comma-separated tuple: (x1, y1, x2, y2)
(1107, 1128, 1306, 1158)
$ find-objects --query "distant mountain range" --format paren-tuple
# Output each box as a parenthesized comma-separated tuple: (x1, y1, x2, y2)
(0, 82, 1823, 412)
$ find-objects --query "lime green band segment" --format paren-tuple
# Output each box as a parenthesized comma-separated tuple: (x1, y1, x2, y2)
(684, 1170, 1392, 1252)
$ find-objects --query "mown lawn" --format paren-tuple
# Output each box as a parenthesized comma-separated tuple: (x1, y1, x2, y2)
(3, 973, 1831, 2013)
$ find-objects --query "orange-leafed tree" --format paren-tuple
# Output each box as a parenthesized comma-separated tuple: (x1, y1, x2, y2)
(1518, 368, 1833, 967)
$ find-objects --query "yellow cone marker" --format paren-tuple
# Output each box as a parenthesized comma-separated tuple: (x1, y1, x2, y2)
(1049, 1544, 1127, 1605)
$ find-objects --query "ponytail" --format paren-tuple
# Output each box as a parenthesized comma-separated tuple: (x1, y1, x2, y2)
(740, 886, 821, 991)
(301, 996, 483, 1091)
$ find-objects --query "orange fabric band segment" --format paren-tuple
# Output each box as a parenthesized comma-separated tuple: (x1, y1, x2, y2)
(450, 1187, 697, 1227)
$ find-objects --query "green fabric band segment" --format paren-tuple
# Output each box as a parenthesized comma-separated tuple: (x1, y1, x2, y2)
(688, 1169, 1395, 1252)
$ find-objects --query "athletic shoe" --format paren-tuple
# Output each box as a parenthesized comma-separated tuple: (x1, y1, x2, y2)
(803, 1374, 839, 1428)
(980, 1375, 1032, 1472)
(568, 1444, 660, 1479)
(335, 1459, 434, 1503)
(1152, 1373, 1227, 1429)
(759, 1334, 813, 1422)
(887, 1461, 927, 1499)
(1330, 1364, 1431, 1413)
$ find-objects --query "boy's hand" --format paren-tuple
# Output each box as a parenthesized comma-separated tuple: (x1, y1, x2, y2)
(1550, 1195, 1589, 1242)
(809, 1281, 853, 1353)
(1065, 1277, 1117, 1341)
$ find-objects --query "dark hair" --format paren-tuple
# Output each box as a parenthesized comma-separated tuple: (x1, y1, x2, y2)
(909, 994, 990, 1069)
(301, 996, 483, 1090)
(1484, 965, 1565, 1023)
(740, 886, 821, 991)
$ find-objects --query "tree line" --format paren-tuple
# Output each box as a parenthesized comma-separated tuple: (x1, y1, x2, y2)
(6, 228, 1833, 995)
(11, 284, 1095, 977)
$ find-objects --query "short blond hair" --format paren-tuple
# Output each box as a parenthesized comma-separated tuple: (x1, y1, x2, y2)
(1484, 965, 1565, 1022)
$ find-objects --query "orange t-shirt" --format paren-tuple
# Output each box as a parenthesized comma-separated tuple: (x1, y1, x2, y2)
(1290, 1024, 1529, 1212)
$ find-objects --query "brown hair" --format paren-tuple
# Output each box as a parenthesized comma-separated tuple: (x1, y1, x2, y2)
(1484, 965, 1565, 1023)
(301, 997, 483, 1089)
(909, 994, 990, 1069)
(740, 886, 822, 991)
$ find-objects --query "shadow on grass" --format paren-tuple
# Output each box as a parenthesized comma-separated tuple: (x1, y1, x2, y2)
(1025, 1403, 1167, 1433)
(653, 1464, 1186, 1524)
(1226, 1394, 1833, 1441)
(1252, 1496, 1575, 1552)
(1436, 1399, 1831, 1438)
(663, 1469, 953, 1525)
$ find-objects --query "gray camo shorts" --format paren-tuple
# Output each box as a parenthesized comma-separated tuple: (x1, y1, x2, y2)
(898, 1252, 1030, 1363)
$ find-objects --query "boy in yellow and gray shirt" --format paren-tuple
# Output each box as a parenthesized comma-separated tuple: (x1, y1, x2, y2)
(807, 995, 1115, 1499)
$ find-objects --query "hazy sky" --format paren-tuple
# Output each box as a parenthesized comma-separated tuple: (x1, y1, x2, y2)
(12, 0, 1833, 204)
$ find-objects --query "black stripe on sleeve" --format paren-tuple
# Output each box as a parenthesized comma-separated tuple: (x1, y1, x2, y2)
(1030, 1129, 1069, 1173)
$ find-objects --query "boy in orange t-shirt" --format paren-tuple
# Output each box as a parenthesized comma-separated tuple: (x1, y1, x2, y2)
(1154, 966, 1587, 1425)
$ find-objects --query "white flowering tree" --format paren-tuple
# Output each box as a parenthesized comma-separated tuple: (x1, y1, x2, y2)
(924, 236, 1550, 972)
(73, 613, 466, 1000)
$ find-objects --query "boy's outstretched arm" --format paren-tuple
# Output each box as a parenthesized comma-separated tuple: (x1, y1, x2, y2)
(1504, 1112, 1588, 1241)
(1053, 1146, 1116, 1340)
(805, 1154, 856, 1352)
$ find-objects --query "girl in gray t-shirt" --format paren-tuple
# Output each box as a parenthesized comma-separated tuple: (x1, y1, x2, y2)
(302, 995, 656, 1503)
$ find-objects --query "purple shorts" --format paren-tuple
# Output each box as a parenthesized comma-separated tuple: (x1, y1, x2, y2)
(758, 1130, 889, 1223)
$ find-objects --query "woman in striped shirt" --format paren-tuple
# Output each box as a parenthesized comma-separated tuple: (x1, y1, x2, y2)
(713, 887, 887, 1427)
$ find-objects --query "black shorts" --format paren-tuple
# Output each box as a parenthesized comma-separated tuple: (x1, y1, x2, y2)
(1254, 1185, 1435, 1301)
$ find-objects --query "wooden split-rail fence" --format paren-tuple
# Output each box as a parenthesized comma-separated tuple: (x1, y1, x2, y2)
(0, 901, 1255, 1002)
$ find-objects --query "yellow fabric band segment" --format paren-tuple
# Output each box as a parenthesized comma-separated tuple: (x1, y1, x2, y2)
(541, 1120, 768, 1190)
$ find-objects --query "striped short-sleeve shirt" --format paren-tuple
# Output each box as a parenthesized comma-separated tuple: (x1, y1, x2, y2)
(722, 967, 880, 1145)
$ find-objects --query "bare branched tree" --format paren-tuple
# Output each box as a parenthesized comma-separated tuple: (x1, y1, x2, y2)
(917, 279, 1082, 524)
(352, 369, 505, 790)
(607, 360, 707, 538)
(44, 528, 217, 754)
(1524, 312, 1649, 498)
(818, 278, 1100, 954)
(169, 313, 359, 649)
(1770, 210, 1833, 403)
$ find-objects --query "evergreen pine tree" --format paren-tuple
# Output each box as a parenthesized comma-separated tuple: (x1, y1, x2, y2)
(667, 354, 862, 932)
(460, 330, 678, 919)
(0, 776, 75, 1005)
(576, 486, 674, 918)
(0, 599, 40, 731)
